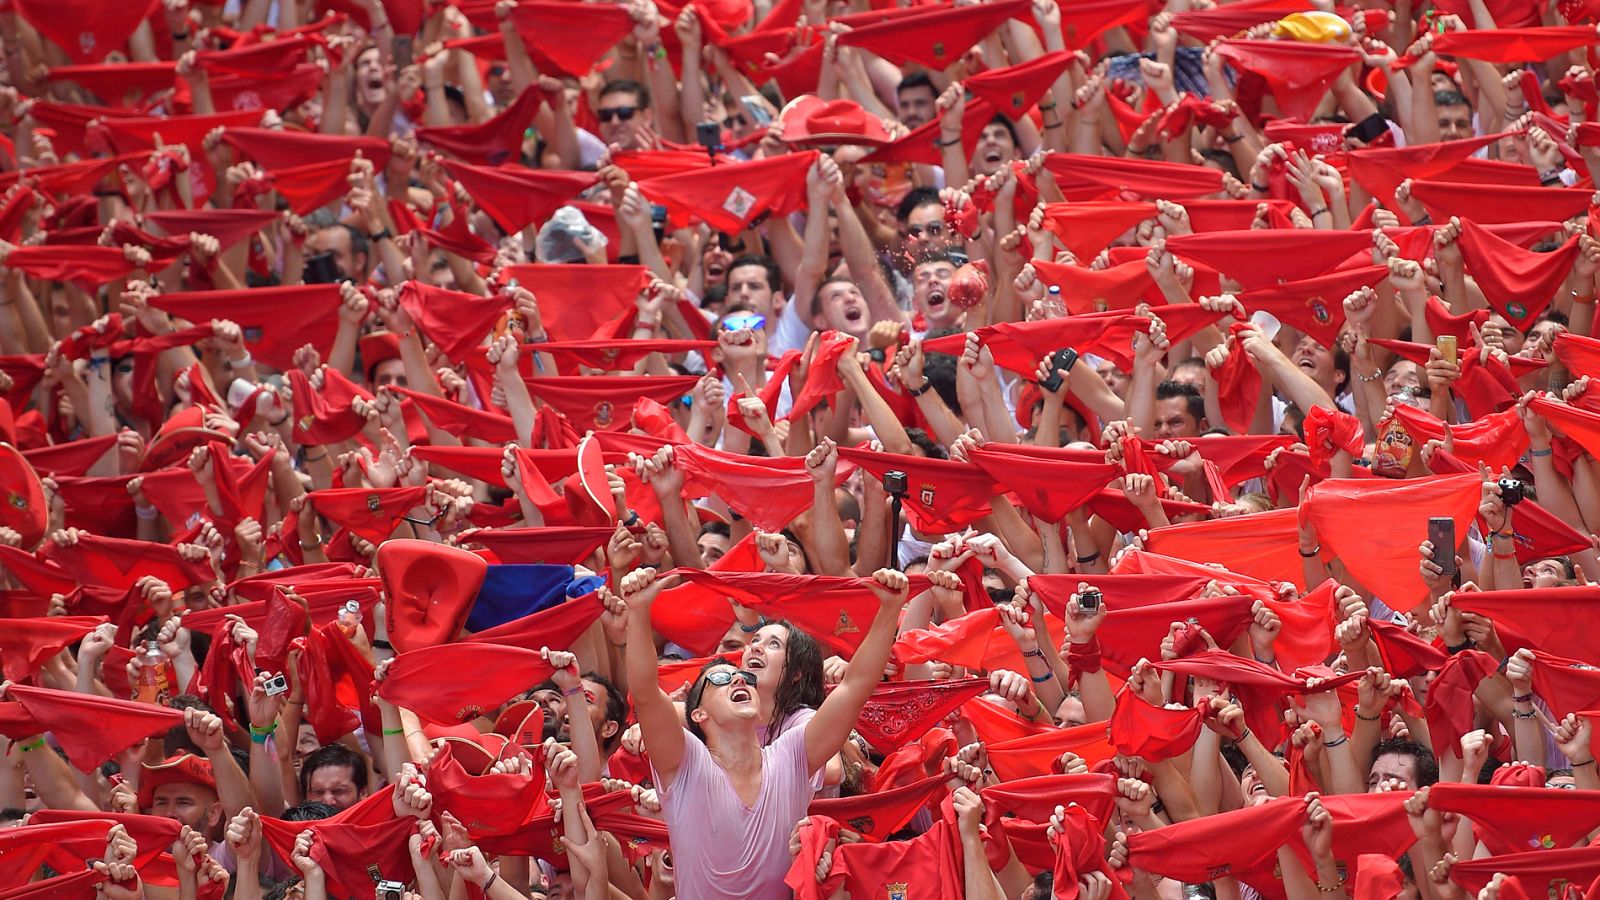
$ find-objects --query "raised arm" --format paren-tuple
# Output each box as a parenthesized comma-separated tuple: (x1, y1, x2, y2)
(804, 569, 910, 772)
(619, 568, 688, 783)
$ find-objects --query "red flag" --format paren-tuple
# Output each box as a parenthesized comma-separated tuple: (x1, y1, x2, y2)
(1109, 690, 1201, 761)
(440, 160, 597, 234)
(7, 684, 185, 771)
(837, 0, 1026, 68)
(416, 86, 544, 166)
(1303, 474, 1481, 612)
(1213, 40, 1361, 122)
(377, 643, 555, 724)
(638, 151, 819, 232)
(1455, 219, 1580, 329)
(1165, 229, 1373, 290)
(1429, 782, 1600, 854)
(150, 284, 342, 370)
(836, 447, 997, 533)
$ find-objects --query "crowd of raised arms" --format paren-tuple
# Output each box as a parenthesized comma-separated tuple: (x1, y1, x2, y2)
(13, 0, 1600, 898)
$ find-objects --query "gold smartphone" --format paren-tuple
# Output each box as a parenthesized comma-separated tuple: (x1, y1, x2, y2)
(1436, 335, 1458, 366)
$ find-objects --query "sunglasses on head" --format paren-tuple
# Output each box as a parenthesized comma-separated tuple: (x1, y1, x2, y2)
(598, 106, 638, 123)
(704, 669, 758, 687)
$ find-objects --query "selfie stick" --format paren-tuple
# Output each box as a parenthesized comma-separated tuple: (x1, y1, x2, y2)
(884, 470, 908, 572)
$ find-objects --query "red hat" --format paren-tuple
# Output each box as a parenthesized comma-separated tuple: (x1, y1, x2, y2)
(377, 538, 488, 654)
(491, 699, 545, 747)
(424, 730, 511, 775)
(0, 443, 46, 548)
(779, 96, 889, 147)
(136, 753, 218, 809)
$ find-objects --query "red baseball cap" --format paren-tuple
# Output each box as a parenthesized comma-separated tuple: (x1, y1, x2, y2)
(491, 700, 545, 750)
(137, 753, 217, 809)
(141, 406, 230, 471)
(377, 539, 488, 653)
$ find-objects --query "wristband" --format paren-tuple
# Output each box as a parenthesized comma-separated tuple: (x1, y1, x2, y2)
(1076, 551, 1101, 564)
(736, 617, 766, 633)
(935, 135, 962, 147)
(250, 730, 271, 744)
(908, 379, 935, 397)
(1298, 545, 1321, 558)
(249, 722, 275, 738)
(136, 504, 161, 520)
(1513, 709, 1538, 719)
(1413, 214, 1432, 226)
(483, 872, 499, 894)
(369, 228, 393, 243)
(17, 736, 45, 752)
(1354, 709, 1381, 722)
(382, 726, 405, 736)
(1065, 638, 1103, 686)
(1357, 369, 1383, 383)
(1250, 180, 1270, 193)
(562, 685, 586, 697)
(1030, 670, 1055, 683)
(1530, 447, 1553, 458)
(1446, 639, 1474, 654)
(1223, 133, 1244, 144)
(1308, 206, 1330, 219)
(1323, 734, 1349, 748)
(1235, 727, 1251, 744)
(1575, 758, 1596, 767)
(1512, 692, 1534, 703)
(1021, 648, 1046, 659)
(1493, 551, 1518, 560)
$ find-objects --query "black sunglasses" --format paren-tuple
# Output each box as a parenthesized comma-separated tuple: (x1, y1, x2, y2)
(598, 106, 638, 123)
(704, 669, 758, 687)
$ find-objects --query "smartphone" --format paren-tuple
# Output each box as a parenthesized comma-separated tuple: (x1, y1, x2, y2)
(1039, 347, 1079, 392)
(1078, 587, 1102, 612)
(1347, 112, 1388, 146)
(1436, 335, 1458, 367)
(1427, 517, 1457, 579)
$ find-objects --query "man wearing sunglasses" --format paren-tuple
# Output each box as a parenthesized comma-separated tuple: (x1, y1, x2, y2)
(597, 80, 655, 151)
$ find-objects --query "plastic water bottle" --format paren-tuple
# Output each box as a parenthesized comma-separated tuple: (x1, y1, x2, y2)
(135, 641, 168, 703)
(337, 600, 361, 637)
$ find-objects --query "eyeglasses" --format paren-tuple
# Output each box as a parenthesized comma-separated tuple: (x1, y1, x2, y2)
(723, 113, 748, 130)
(906, 222, 945, 239)
(598, 106, 638, 123)
(703, 669, 759, 687)
(721, 312, 765, 333)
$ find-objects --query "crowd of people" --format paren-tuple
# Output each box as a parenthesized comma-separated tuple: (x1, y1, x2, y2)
(6, 0, 1600, 896)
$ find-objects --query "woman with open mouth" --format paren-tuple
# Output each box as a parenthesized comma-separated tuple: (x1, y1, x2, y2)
(619, 565, 911, 900)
